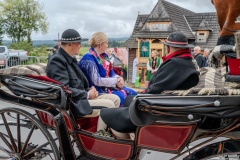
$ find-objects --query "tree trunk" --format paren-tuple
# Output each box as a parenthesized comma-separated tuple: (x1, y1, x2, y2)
(27, 31, 32, 45)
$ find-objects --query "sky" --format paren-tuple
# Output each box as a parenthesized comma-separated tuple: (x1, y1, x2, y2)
(5, 0, 216, 40)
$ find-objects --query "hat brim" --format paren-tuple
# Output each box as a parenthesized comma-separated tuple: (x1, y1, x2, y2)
(54, 38, 88, 43)
(161, 42, 194, 48)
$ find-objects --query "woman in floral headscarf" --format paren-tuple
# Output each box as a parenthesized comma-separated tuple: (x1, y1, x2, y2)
(78, 32, 137, 107)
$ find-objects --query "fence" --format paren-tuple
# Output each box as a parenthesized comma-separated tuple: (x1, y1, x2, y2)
(0, 55, 48, 69)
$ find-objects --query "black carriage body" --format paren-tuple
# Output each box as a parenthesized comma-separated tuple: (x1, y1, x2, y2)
(0, 75, 76, 159)
(0, 75, 240, 159)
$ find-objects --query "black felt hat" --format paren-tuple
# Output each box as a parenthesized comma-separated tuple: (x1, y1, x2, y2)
(58, 29, 88, 43)
(162, 31, 194, 48)
(53, 45, 58, 50)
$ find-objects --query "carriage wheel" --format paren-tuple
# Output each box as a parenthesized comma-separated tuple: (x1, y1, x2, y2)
(184, 139, 240, 160)
(0, 108, 60, 160)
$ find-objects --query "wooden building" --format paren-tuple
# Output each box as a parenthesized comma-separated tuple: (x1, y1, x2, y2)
(125, 0, 219, 87)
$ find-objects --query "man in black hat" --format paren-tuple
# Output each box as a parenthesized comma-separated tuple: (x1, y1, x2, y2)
(146, 31, 199, 93)
(99, 31, 200, 138)
(46, 29, 120, 130)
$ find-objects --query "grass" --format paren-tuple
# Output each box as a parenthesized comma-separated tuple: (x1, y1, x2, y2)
(79, 47, 89, 56)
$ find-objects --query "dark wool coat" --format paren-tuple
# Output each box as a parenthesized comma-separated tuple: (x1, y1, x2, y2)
(46, 48, 93, 116)
(147, 57, 199, 94)
(194, 54, 205, 68)
(101, 56, 200, 133)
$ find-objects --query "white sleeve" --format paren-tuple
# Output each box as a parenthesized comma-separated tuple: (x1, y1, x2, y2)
(110, 57, 114, 64)
(147, 60, 152, 70)
(82, 60, 118, 87)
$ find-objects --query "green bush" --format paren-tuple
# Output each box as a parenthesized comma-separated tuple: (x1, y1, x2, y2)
(79, 47, 89, 56)
(29, 46, 48, 57)
(9, 41, 33, 53)
(9, 42, 50, 58)
(122, 64, 128, 71)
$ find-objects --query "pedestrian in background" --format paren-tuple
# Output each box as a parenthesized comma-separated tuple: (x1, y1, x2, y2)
(194, 46, 205, 68)
(145, 50, 161, 88)
(203, 48, 209, 67)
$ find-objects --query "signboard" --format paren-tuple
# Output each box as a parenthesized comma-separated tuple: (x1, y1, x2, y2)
(140, 41, 150, 57)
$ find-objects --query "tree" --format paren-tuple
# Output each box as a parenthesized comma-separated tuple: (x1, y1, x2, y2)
(0, 0, 48, 43)
(0, 22, 3, 45)
(9, 41, 33, 53)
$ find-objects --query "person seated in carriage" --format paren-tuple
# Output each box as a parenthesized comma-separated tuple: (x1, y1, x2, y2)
(97, 31, 200, 139)
(46, 29, 121, 132)
(78, 32, 137, 107)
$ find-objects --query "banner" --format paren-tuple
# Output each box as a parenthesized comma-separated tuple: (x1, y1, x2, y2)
(140, 41, 150, 57)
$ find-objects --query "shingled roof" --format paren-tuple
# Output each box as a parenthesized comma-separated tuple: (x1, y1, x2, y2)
(126, 0, 219, 49)
(161, 0, 195, 38)
(185, 12, 219, 49)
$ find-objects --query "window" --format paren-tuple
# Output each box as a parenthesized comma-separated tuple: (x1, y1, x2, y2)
(0, 47, 5, 53)
(150, 23, 168, 31)
(159, 24, 167, 31)
(196, 32, 207, 43)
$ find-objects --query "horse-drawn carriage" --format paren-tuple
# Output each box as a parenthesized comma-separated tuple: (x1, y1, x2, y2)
(0, 47, 240, 160)
(1, 10, 240, 159)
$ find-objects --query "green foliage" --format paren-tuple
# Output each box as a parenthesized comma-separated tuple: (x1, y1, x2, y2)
(79, 47, 89, 56)
(0, 27, 3, 45)
(9, 41, 33, 52)
(78, 40, 126, 56)
(122, 64, 128, 71)
(0, 17, 4, 45)
(108, 40, 125, 48)
(28, 45, 48, 57)
(0, 0, 48, 43)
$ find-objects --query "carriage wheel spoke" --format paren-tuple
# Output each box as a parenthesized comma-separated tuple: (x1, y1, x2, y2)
(0, 132, 12, 152)
(20, 125, 35, 155)
(0, 145, 11, 156)
(1, 113, 17, 152)
(22, 141, 51, 158)
(0, 109, 59, 159)
(17, 113, 21, 153)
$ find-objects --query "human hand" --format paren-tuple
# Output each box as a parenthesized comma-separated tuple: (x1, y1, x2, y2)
(90, 86, 97, 92)
(88, 87, 98, 99)
(116, 77, 124, 89)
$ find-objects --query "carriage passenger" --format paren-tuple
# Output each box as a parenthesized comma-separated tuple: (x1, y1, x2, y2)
(78, 32, 137, 107)
(46, 29, 120, 132)
(98, 31, 200, 139)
